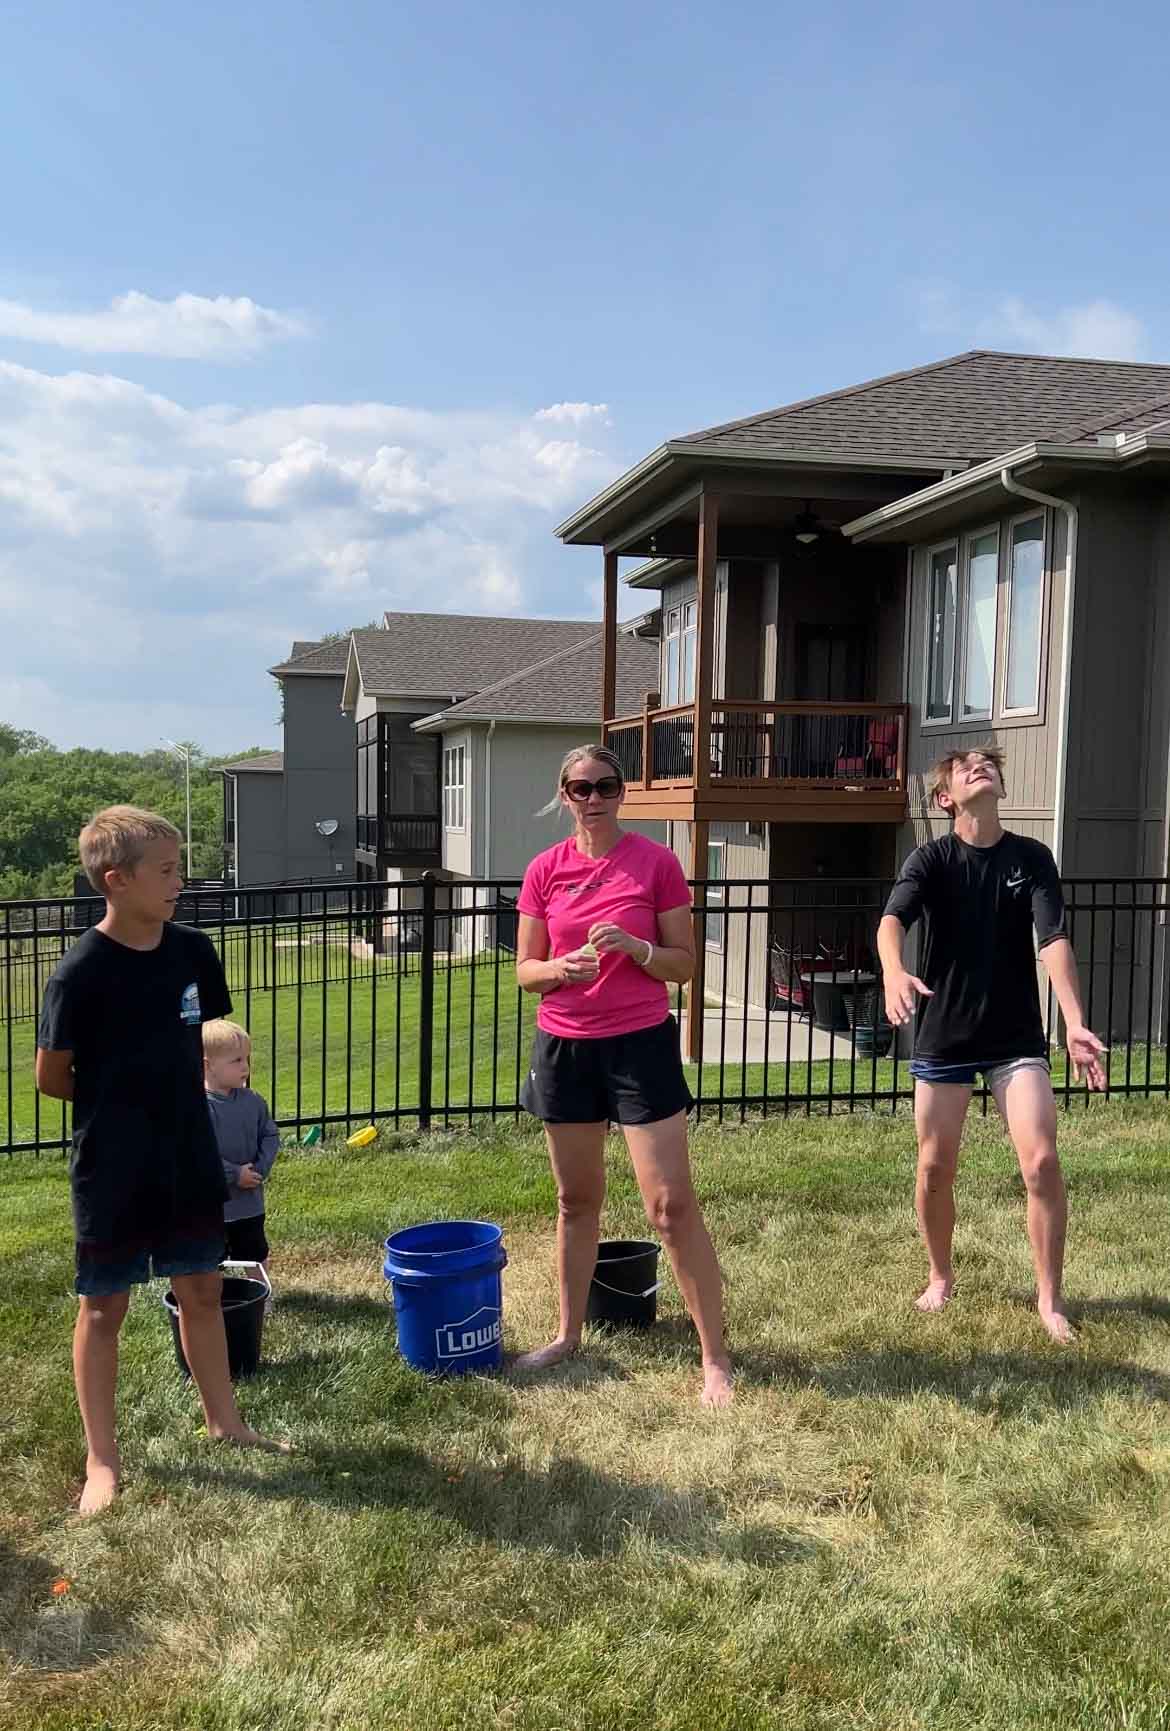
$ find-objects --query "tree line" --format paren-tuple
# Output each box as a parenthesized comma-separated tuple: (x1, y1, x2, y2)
(0, 724, 272, 901)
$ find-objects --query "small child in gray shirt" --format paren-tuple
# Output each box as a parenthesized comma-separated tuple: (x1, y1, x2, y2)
(202, 1019, 279, 1274)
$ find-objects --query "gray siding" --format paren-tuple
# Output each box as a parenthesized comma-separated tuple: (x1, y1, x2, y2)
(234, 773, 286, 885)
(282, 674, 355, 879)
(1061, 490, 1161, 877)
(474, 725, 664, 881)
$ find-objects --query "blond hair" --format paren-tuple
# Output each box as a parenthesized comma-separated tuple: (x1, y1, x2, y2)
(538, 743, 625, 817)
(927, 742, 1008, 810)
(202, 1018, 251, 1059)
(78, 805, 182, 893)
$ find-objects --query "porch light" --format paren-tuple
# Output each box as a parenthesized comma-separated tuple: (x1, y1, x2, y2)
(793, 503, 820, 545)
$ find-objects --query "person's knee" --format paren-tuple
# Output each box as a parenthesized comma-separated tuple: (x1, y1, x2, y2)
(79, 1293, 130, 1334)
(557, 1186, 603, 1224)
(1019, 1144, 1062, 1197)
(916, 1140, 958, 1192)
(174, 1274, 223, 1316)
(645, 1187, 696, 1244)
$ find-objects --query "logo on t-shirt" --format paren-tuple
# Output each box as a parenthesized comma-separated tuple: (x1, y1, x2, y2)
(180, 981, 202, 1025)
(1005, 867, 1027, 896)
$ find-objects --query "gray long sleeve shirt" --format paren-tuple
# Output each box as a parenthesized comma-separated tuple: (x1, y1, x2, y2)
(205, 1087, 280, 1222)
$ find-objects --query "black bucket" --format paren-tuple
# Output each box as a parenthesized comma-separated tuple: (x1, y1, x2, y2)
(163, 1274, 267, 1380)
(586, 1239, 661, 1330)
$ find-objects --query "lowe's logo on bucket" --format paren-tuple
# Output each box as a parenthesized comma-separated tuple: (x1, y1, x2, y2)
(435, 1307, 501, 1361)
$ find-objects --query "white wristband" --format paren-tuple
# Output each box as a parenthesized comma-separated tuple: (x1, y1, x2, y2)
(638, 939, 654, 968)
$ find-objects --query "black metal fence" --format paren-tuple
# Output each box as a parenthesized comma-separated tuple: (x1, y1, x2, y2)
(2, 874, 1167, 1156)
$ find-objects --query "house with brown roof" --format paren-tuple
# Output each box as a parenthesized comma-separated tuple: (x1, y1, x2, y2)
(558, 348, 1170, 1043)
(339, 611, 605, 888)
(412, 622, 662, 878)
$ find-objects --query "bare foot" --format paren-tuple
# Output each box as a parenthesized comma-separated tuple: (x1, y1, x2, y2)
(512, 1337, 580, 1373)
(208, 1421, 292, 1454)
(701, 1360, 735, 1408)
(914, 1278, 953, 1313)
(79, 1460, 119, 1515)
(1038, 1305, 1076, 1345)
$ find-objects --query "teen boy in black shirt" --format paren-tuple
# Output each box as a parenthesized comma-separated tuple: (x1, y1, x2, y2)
(878, 747, 1106, 1342)
(37, 807, 287, 1514)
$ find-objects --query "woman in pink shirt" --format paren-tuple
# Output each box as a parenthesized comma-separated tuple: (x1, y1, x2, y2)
(515, 745, 733, 1407)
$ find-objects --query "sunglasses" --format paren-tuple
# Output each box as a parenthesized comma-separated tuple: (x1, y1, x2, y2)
(563, 776, 623, 802)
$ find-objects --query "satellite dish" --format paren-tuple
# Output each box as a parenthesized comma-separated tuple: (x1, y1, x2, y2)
(315, 818, 340, 838)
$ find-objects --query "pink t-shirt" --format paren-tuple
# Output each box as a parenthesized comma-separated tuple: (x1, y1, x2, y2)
(517, 832, 692, 1038)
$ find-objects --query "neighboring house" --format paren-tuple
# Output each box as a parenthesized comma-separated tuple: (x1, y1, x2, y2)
(220, 751, 285, 885)
(221, 636, 354, 886)
(556, 348, 1170, 1039)
(413, 625, 662, 919)
(341, 610, 606, 889)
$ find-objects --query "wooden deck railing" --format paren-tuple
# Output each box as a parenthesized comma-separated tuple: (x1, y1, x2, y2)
(605, 701, 909, 793)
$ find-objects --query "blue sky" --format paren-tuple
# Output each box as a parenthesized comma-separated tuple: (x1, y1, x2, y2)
(4, 0, 1167, 750)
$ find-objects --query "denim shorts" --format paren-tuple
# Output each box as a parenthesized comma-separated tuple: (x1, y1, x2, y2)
(908, 1055, 1049, 1089)
(75, 1230, 226, 1298)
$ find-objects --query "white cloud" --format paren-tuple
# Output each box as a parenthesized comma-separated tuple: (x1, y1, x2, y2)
(534, 401, 611, 426)
(981, 297, 1146, 362)
(913, 281, 1148, 362)
(0, 290, 307, 359)
(0, 363, 620, 749)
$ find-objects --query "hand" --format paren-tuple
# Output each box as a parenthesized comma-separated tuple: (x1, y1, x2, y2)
(588, 922, 644, 960)
(237, 1164, 263, 1189)
(1067, 1024, 1107, 1091)
(884, 970, 932, 1027)
(555, 949, 601, 986)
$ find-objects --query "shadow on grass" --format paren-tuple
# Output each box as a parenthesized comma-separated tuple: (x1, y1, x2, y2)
(584, 1313, 1170, 1414)
(808, 1346, 1170, 1414)
(153, 1443, 821, 1565)
(275, 1287, 390, 1327)
(0, 1536, 138, 1676)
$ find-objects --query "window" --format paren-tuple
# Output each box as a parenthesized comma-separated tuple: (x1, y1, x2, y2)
(1003, 515, 1045, 714)
(705, 842, 725, 951)
(925, 544, 958, 721)
(443, 744, 466, 831)
(960, 528, 999, 721)
(662, 600, 698, 707)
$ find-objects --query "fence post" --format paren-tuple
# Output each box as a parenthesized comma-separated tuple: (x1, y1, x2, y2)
(418, 872, 436, 1131)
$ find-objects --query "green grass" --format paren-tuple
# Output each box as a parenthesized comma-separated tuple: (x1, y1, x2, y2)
(3, 1106, 1170, 1728)
(5, 951, 1168, 1152)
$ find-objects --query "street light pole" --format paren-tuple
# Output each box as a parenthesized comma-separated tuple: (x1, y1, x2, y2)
(161, 739, 193, 879)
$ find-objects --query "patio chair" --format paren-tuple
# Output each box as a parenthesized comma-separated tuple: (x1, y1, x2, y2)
(769, 943, 811, 1017)
(834, 716, 900, 781)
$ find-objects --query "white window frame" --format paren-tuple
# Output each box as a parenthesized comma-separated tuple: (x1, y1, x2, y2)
(705, 840, 726, 952)
(956, 523, 1000, 725)
(680, 599, 698, 704)
(1000, 511, 1047, 719)
(662, 607, 681, 707)
(922, 539, 960, 728)
(443, 743, 466, 832)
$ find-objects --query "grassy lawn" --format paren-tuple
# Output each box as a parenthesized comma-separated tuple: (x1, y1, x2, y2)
(5, 954, 1168, 1151)
(3, 1105, 1170, 1728)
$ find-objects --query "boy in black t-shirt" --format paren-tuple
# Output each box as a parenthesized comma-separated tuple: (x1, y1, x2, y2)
(878, 747, 1106, 1343)
(36, 806, 287, 1514)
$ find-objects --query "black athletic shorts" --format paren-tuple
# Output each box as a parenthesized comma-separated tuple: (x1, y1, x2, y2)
(521, 1014, 694, 1126)
(224, 1214, 269, 1265)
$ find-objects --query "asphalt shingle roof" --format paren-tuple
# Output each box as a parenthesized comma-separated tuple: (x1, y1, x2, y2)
(220, 751, 284, 772)
(674, 351, 1170, 467)
(419, 632, 659, 726)
(270, 639, 352, 676)
(351, 612, 598, 697)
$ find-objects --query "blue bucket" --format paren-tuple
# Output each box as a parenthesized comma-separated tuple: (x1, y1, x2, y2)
(383, 1220, 507, 1375)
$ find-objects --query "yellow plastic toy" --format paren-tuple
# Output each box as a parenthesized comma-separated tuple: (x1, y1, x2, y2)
(346, 1124, 378, 1148)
